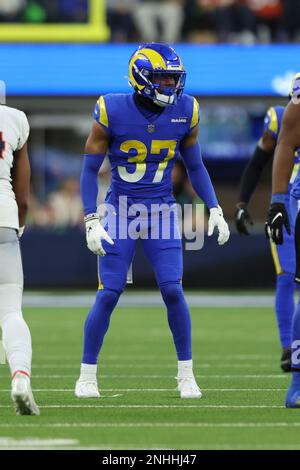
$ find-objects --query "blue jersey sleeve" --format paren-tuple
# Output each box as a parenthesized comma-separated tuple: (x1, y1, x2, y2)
(190, 97, 200, 129)
(93, 96, 111, 134)
(263, 106, 284, 141)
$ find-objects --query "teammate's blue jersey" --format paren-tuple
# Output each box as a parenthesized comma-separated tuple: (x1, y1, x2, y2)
(263, 105, 285, 141)
(263, 105, 300, 194)
(94, 93, 199, 198)
(291, 167, 300, 199)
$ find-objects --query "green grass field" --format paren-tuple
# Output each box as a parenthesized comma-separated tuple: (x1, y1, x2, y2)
(1, 295, 300, 450)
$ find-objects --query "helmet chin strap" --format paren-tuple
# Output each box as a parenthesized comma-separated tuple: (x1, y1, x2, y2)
(153, 91, 175, 107)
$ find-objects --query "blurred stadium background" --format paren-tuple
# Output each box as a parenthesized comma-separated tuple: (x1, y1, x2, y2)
(1, 0, 300, 289)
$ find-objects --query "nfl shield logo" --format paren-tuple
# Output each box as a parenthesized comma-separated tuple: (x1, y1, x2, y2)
(147, 124, 155, 133)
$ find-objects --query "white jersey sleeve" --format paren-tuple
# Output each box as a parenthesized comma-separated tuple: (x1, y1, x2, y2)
(16, 111, 30, 150)
(0, 105, 30, 229)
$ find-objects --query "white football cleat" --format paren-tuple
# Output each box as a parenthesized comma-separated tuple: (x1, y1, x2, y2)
(11, 372, 40, 416)
(75, 379, 100, 398)
(177, 376, 202, 399)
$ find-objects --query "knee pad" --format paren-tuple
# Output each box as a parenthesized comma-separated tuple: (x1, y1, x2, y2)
(277, 272, 295, 289)
(0, 308, 23, 329)
(160, 282, 184, 306)
(0, 284, 23, 327)
(95, 288, 121, 310)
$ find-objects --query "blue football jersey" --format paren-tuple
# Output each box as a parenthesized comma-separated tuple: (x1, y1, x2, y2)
(264, 105, 300, 194)
(93, 93, 199, 198)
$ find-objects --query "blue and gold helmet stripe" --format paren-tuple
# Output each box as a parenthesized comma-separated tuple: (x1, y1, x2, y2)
(129, 54, 147, 91)
(137, 48, 167, 70)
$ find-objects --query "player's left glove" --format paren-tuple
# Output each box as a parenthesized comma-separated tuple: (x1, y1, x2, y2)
(265, 202, 291, 245)
(208, 206, 230, 245)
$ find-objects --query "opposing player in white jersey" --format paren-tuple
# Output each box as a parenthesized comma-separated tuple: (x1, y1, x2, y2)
(0, 104, 39, 415)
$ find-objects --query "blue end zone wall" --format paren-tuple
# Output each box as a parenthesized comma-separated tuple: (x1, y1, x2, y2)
(21, 229, 275, 289)
(1, 44, 299, 96)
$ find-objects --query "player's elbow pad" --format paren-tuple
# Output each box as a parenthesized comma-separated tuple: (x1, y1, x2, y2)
(80, 153, 105, 216)
(181, 143, 218, 209)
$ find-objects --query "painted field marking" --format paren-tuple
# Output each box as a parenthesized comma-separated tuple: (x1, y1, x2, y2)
(0, 374, 289, 379)
(27, 362, 282, 370)
(0, 404, 284, 409)
(0, 438, 78, 447)
(0, 422, 299, 429)
(34, 354, 277, 360)
(22, 293, 275, 309)
(0, 388, 288, 392)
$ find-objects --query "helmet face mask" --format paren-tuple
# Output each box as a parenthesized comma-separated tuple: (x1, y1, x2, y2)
(129, 43, 186, 107)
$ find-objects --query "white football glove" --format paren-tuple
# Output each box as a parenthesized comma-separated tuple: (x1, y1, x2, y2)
(84, 214, 114, 256)
(18, 226, 25, 238)
(208, 206, 230, 246)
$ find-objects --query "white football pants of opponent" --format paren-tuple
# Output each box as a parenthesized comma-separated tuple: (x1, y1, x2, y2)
(0, 228, 32, 376)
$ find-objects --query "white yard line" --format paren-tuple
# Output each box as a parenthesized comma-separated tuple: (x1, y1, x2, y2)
(28, 364, 283, 369)
(65, 445, 300, 450)
(0, 374, 289, 379)
(0, 404, 284, 409)
(0, 438, 78, 447)
(36, 354, 277, 360)
(0, 388, 288, 392)
(23, 293, 275, 309)
(0, 422, 298, 428)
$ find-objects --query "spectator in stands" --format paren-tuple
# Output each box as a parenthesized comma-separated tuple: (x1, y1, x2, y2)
(22, 0, 54, 23)
(133, 0, 184, 44)
(172, 160, 207, 234)
(212, 0, 257, 44)
(22, 0, 88, 24)
(249, 0, 284, 43)
(181, 0, 217, 43)
(28, 192, 54, 227)
(106, 0, 138, 42)
(0, 0, 25, 22)
(57, 0, 88, 23)
(184, 1, 257, 44)
(47, 178, 83, 228)
(282, 0, 300, 42)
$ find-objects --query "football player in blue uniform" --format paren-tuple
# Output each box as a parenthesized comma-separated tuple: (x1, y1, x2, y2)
(75, 43, 230, 399)
(266, 73, 300, 407)
(236, 105, 299, 372)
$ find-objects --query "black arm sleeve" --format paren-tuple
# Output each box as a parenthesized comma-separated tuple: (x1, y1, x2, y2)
(238, 145, 274, 204)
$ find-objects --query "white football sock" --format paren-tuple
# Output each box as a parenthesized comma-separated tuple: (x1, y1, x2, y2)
(79, 363, 97, 382)
(2, 313, 32, 377)
(178, 359, 193, 379)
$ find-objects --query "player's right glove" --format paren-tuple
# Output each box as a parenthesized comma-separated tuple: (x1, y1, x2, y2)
(18, 226, 25, 238)
(84, 213, 114, 256)
(235, 203, 253, 235)
(265, 202, 291, 245)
